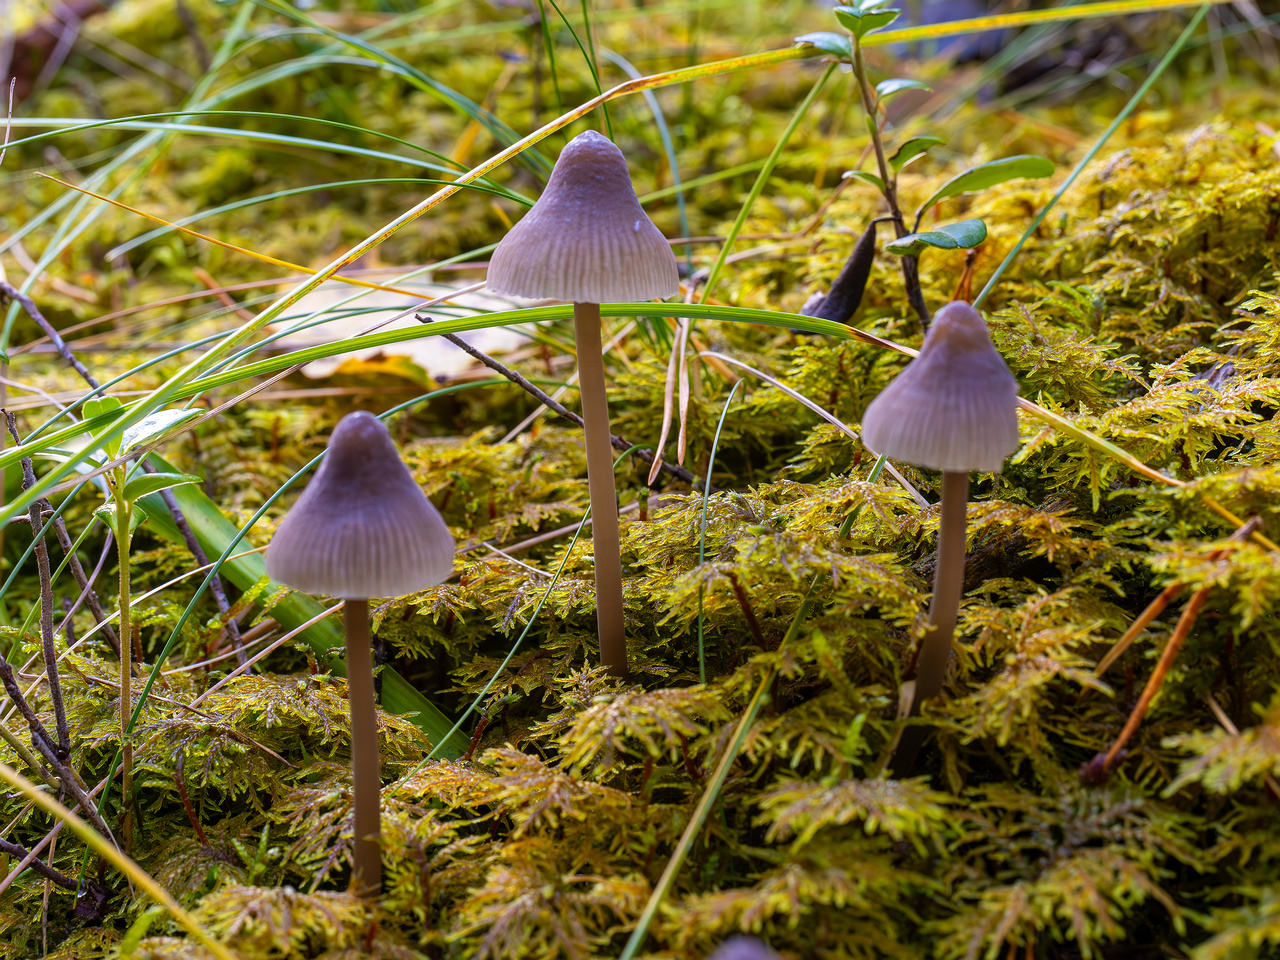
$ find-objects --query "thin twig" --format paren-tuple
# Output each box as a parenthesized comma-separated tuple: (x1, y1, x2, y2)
(0, 820, 65, 899)
(5, 412, 70, 759)
(417, 313, 702, 487)
(0, 837, 77, 891)
(174, 750, 209, 846)
(51, 519, 120, 656)
(0, 656, 116, 842)
(53, 530, 118, 657)
(1091, 517, 1263, 780)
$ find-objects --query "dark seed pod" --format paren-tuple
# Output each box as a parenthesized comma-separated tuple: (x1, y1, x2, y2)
(801, 219, 878, 325)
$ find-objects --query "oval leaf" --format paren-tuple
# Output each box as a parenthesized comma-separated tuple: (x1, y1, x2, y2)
(82, 396, 124, 420)
(122, 472, 201, 503)
(95, 501, 149, 538)
(917, 155, 1055, 216)
(833, 5, 901, 38)
(843, 169, 885, 193)
(890, 135, 944, 173)
(876, 78, 931, 104)
(794, 31, 852, 58)
(885, 219, 987, 256)
(119, 408, 203, 456)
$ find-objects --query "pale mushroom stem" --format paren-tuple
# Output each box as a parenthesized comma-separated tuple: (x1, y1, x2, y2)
(573, 301, 628, 677)
(892, 470, 969, 773)
(344, 599, 382, 894)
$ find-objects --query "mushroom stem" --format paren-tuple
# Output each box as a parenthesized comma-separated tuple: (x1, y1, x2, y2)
(917, 470, 969, 702)
(573, 301, 628, 677)
(343, 599, 382, 895)
(891, 470, 969, 773)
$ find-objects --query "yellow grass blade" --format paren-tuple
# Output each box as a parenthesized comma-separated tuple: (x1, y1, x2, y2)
(0, 760, 240, 960)
(866, 0, 1231, 46)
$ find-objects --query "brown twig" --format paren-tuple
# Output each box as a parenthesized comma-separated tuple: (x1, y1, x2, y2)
(417, 313, 702, 488)
(1090, 518, 1263, 781)
(0, 657, 116, 842)
(5, 412, 70, 760)
(1095, 581, 1183, 679)
(50, 518, 120, 656)
(725, 572, 766, 647)
(174, 750, 208, 846)
(0, 837, 78, 891)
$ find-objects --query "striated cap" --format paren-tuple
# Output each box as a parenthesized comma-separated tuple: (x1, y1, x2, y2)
(266, 411, 455, 599)
(861, 301, 1020, 473)
(487, 130, 679, 303)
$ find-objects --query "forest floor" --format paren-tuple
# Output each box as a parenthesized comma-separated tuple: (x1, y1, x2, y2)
(1, 0, 1280, 958)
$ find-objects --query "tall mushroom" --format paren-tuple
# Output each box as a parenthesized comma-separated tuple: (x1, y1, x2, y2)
(486, 129, 679, 678)
(860, 301, 1020, 772)
(265, 410, 455, 895)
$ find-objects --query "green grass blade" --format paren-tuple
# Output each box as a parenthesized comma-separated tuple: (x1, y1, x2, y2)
(700, 64, 834, 301)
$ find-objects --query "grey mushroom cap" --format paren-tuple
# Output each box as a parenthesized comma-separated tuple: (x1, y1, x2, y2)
(706, 937, 782, 960)
(861, 301, 1020, 473)
(487, 130, 679, 303)
(265, 411, 455, 599)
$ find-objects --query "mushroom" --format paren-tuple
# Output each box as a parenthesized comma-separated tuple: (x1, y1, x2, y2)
(486, 129, 678, 678)
(707, 937, 782, 960)
(860, 300, 1019, 772)
(265, 410, 455, 895)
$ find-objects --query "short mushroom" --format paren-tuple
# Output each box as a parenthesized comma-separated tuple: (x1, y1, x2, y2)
(860, 300, 1019, 772)
(486, 129, 678, 678)
(265, 410, 455, 895)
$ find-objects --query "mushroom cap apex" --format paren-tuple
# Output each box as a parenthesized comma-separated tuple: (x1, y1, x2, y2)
(861, 300, 1020, 473)
(487, 131, 679, 303)
(265, 411, 455, 598)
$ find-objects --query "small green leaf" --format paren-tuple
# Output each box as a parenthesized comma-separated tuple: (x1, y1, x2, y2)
(916, 155, 1055, 216)
(95, 501, 149, 538)
(119, 408, 202, 456)
(884, 219, 988, 256)
(843, 169, 885, 193)
(876, 78, 931, 103)
(122, 472, 200, 502)
(82, 396, 124, 420)
(794, 31, 852, 58)
(833, 4, 900, 38)
(82, 397, 127, 457)
(890, 135, 944, 172)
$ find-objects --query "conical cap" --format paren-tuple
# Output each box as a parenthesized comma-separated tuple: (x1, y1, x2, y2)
(861, 301, 1020, 472)
(487, 130, 679, 303)
(265, 411, 455, 598)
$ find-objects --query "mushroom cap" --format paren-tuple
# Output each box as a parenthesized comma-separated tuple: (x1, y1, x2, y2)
(861, 301, 1020, 473)
(707, 937, 782, 960)
(265, 411, 455, 599)
(487, 130, 679, 303)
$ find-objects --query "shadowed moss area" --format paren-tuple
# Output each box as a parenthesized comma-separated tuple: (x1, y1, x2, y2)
(2, 0, 1280, 958)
